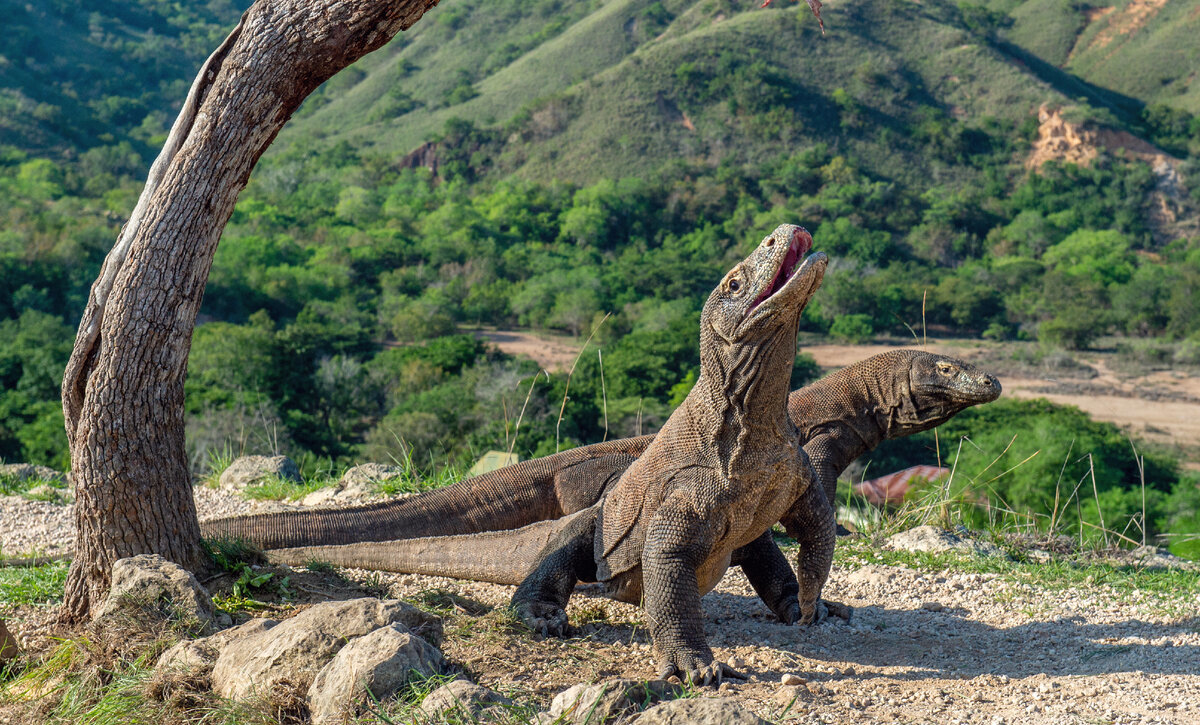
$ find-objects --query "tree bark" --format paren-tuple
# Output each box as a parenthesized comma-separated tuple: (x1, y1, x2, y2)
(59, 0, 441, 623)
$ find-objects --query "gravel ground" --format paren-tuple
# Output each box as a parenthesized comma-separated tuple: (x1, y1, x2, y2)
(4, 490, 1198, 724)
(366, 562, 1200, 725)
(0, 486, 298, 557)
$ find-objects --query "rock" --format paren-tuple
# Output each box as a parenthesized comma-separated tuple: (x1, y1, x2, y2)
(299, 464, 402, 506)
(781, 673, 805, 686)
(549, 679, 682, 724)
(156, 618, 278, 674)
(886, 525, 1004, 557)
(419, 679, 513, 720)
(0, 619, 19, 664)
(211, 598, 442, 702)
(921, 601, 945, 612)
(93, 555, 214, 629)
(300, 487, 340, 507)
(0, 463, 64, 484)
(308, 623, 443, 725)
(218, 455, 301, 492)
(631, 697, 768, 724)
(337, 463, 402, 498)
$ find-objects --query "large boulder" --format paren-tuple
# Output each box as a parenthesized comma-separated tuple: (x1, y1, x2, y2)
(92, 555, 214, 630)
(630, 697, 769, 724)
(218, 455, 301, 492)
(0, 463, 64, 484)
(210, 598, 441, 702)
(156, 618, 278, 675)
(546, 679, 682, 724)
(886, 525, 1004, 557)
(419, 679, 513, 721)
(307, 623, 443, 724)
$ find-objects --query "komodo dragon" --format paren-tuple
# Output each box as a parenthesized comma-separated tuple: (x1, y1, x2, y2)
(269, 223, 830, 684)
(202, 351, 1001, 548)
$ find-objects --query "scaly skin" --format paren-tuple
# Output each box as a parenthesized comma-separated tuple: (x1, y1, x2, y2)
(272, 223, 829, 685)
(201, 352, 1000, 549)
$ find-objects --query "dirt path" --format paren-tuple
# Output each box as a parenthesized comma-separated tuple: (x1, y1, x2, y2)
(359, 553, 1199, 724)
(473, 328, 584, 372)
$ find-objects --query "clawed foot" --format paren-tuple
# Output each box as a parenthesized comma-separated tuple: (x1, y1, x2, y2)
(515, 601, 569, 637)
(772, 597, 802, 625)
(798, 598, 853, 626)
(658, 655, 747, 687)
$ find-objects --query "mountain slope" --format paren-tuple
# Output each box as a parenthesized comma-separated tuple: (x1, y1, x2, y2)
(0, 0, 249, 156)
(276, 0, 1086, 185)
(999, 0, 1200, 113)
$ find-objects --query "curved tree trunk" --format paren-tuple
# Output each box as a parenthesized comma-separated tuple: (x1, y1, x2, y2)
(59, 0, 441, 623)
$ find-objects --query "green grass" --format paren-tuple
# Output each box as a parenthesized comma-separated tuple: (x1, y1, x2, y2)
(2, 636, 279, 725)
(0, 472, 67, 498)
(0, 560, 68, 607)
(240, 474, 333, 501)
(199, 444, 238, 489)
(375, 455, 467, 497)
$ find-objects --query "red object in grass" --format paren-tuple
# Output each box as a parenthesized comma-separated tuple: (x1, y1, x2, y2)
(853, 465, 950, 505)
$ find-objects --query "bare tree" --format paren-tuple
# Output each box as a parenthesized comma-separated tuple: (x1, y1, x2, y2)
(59, 0, 441, 622)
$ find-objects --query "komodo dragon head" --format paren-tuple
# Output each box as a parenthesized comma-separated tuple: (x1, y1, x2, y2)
(884, 350, 1002, 435)
(697, 224, 828, 421)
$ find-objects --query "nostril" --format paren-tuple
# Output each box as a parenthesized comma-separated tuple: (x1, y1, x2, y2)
(766, 238, 775, 247)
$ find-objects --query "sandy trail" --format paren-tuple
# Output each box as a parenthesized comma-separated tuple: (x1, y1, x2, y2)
(361, 556, 1200, 724)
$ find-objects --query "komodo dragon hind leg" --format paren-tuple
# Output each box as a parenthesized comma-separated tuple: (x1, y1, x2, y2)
(731, 530, 800, 624)
(511, 506, 599, 637)
(781, 481, 852, 625)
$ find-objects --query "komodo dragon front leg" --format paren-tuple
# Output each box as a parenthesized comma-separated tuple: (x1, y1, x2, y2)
(640, 490, 745, 684)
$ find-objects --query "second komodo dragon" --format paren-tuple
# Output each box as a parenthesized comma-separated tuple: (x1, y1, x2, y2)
(203, 351, 1001, 547)
(269, 223, 830, 684)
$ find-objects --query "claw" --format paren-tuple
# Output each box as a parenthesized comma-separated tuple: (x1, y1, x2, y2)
(798, 599, 852, 626)
(778, 600, 801, 625)
(515, 602, 569, 638)
(661, 659, 746, 687)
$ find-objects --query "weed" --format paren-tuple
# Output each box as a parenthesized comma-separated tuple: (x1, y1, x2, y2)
(203, 537, 266, 572)
(200, 443, 238, 489)
(376, 450, 466, 497)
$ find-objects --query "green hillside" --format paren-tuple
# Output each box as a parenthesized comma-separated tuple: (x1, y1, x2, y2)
(997, 0, 1200, 114)
(278, 0, 1072, 183)
(0, 0, 249, 155)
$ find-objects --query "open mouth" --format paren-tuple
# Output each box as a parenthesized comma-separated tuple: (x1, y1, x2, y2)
(750, 227, 813, 312)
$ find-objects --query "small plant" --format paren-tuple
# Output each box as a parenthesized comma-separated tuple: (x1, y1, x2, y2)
(376, 449, 465, 497)
(202, 537, 265, 572)
(200, 443, 237, 488)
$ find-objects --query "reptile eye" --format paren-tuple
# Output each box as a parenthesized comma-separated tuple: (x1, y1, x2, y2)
(936, 362, 955, 375)
(729, 280, 741, 293)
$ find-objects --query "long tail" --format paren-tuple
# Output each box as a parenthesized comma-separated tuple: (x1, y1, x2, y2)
(201, 437, 648, 550)
(267, 512, 586, 586)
